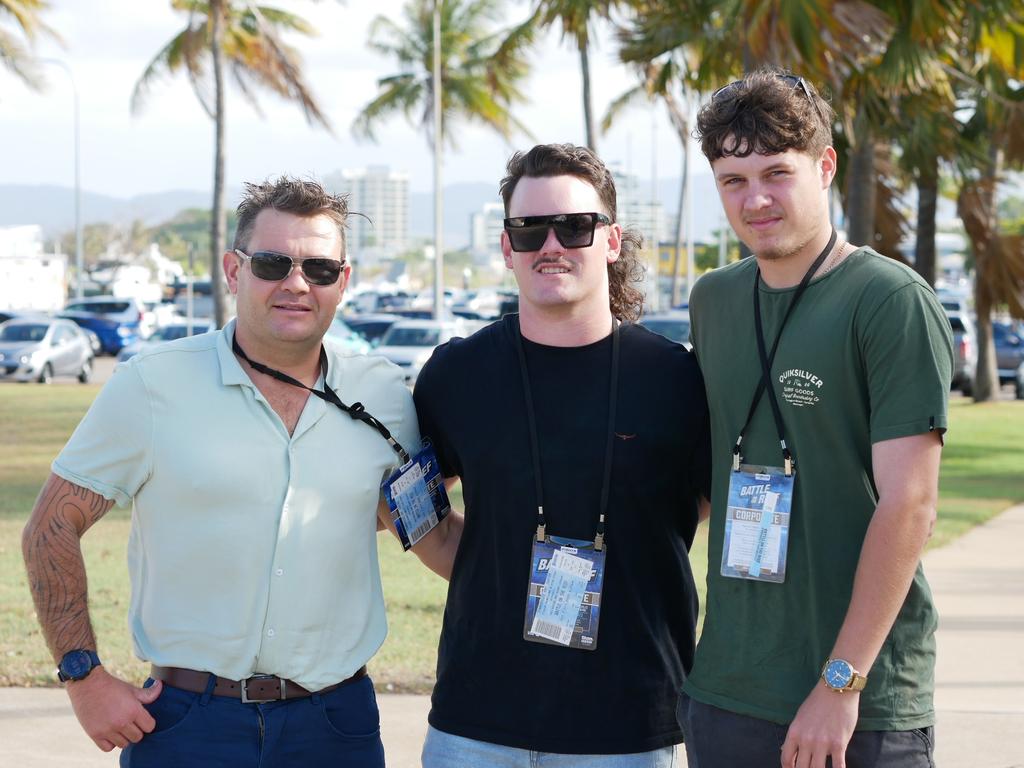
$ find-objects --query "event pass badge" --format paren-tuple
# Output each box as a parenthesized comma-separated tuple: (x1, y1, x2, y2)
(721, 464, 794, 583)
(523, 535, 605, 651)
(382, 442, 451, 550)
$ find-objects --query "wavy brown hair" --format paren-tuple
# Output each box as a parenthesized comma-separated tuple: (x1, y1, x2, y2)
(234, 176, 350, 257)
(499, 143, 646, 322)
(696, 67, 835, 162)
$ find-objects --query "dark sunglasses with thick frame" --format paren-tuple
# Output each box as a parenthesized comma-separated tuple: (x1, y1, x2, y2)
(503, 212, 612, 252)
(234, 249, 346, 286)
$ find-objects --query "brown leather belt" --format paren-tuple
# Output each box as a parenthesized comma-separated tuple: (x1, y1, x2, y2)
(151, 665, 367, 703)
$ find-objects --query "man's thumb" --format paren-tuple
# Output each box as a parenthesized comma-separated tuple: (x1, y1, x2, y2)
(136, 678, 162, 704)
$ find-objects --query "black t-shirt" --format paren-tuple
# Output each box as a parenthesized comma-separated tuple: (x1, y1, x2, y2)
(413, 314, 711, 754)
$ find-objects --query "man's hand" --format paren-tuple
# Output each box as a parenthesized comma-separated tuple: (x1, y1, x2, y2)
(780, 683, 859, 768)
(66, 667, 162, 751)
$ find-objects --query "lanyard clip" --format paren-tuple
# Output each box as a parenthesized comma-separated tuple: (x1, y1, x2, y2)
(535, 523, 546, 543)
(732, 439, 743, 472)
(536, 506, 546, 542)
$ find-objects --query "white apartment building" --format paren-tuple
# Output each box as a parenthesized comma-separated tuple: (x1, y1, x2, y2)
(328, 166, 409, 263)
(610, 165, 666, 249)
(469, 202, 506, 265)
(0, 225, 67, 311)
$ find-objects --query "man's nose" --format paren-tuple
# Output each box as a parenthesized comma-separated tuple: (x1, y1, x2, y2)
(539, 226, 565, 255)
(743, 184, 773, 211)
(279, 264, 311, 292)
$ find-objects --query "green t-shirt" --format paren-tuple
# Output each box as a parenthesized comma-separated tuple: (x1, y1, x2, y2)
(684, 247, 953, 730)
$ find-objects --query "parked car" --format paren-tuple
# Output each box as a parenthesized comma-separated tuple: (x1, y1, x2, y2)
(58, 310, 142, 356)
(1016, 360, 1024, 400)
(0, 317, 94, 383)
(64, 295, 153, 337)
(992, 320, 1024, 385)
(325, 315, 371, 355)
(117, 321, 212, 362)
(374, 319, 469, 384)
(343, 313, 403, 347)
(947, 312, 977, 396)
(638, 311, 692, 349)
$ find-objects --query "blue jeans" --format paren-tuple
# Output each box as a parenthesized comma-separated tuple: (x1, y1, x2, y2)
(120, 675, 384, 767)
(422, 725, 677, 768)
(677, 693, 935, 768)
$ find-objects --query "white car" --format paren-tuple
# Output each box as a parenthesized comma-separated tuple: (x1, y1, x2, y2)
(0, 317, 94, 383)
(374, 319, 469, 384)
(64, 295, 154, 337)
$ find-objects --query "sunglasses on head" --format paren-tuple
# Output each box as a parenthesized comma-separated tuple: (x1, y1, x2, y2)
(234, 249, 345, 286)
(712, 73, 813, 102)
(503, 212, 612, 252)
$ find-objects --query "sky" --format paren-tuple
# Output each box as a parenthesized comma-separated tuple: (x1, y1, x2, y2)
(0, 0, 709, 199)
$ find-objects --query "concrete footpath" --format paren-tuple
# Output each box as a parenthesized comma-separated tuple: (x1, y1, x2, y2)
(3, 505, 1022, 767)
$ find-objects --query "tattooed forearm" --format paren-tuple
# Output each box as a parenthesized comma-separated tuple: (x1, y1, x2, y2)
(22, 474, 114, 661)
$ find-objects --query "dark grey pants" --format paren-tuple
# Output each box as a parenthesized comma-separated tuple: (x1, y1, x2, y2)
(677, 693, 935, 768)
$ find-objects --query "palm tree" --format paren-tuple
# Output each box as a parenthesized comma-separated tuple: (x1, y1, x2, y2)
(354, 0, 531, 149)
(0, 0, 60, 90)
(132, 0, 331, 327)
(500, 0, 621, 151)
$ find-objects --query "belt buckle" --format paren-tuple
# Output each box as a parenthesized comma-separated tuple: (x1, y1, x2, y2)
(240, 674, 286, 703)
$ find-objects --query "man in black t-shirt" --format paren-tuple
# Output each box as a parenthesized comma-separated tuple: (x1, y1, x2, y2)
(411, 144, 711, 767)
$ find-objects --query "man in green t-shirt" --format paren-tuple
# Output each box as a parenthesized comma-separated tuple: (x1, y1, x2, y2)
(679, 68, 953, 768)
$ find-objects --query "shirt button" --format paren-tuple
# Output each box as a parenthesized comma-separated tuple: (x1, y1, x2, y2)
(267, 629, 275, 638)
(275, 568, 284, 576)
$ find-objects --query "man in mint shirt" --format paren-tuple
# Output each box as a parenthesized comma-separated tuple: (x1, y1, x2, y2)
(22, 178, 421, 767)
(679, 68, 953, 768)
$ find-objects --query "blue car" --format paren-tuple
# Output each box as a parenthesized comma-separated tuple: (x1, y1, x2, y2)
(57, 310, 141, 355)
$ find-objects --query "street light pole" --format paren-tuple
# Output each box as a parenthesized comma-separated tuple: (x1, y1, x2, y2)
(432, 0, 444, 320)
(40, 59, 83, 299)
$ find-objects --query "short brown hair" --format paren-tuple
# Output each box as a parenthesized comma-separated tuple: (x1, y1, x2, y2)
(696, 67, 835, 162)
(499, 143, 645, 322)
(234, 176, 349, 256)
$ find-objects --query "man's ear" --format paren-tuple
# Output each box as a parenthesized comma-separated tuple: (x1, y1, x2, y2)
(500, 231, 515, 271)
(819, 146, 838, 189)
(606, 222, 622, 264)
(223, 250, 241, 295)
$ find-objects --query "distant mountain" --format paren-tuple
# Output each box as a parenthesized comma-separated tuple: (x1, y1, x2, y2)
(0, 174, 725, 247)
(0, 185, 241, 238)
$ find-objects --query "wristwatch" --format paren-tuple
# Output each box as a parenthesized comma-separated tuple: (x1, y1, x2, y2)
(821, 658, 867, 692)
(57, 649, 102, 683)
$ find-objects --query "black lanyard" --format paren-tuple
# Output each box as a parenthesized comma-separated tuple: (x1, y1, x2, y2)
(232, 334, 410, 463)
(733, 228, 837, 476)
(514, 317, 619, 551)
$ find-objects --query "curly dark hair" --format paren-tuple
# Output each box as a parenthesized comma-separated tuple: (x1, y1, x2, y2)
(499, 143, 646, 322)
(233, 176, 350, 256)
(696, 67, 835, 162)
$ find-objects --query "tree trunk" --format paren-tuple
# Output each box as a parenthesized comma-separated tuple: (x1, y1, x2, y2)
(914, 153, 938, 287)
(209, 0, 228, 328)
(846, 112, 877, 247)
(579, 40, 596, 152)
(972, 148, 1004, 402)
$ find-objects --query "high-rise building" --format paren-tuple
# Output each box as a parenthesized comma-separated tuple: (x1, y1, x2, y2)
(469, 201, 506, 265)
(327, 166, 409, 262)
(610, 165, 665, 248)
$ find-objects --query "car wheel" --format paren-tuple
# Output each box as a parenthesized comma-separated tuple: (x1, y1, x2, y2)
(37, 363, 53, 384)
(78, 358, 92, 384)
(960, 380, 973, 397)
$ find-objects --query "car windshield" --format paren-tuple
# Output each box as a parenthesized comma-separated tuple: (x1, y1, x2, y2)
(0, 323, 49, 342)
(65, 301, 131, 315)
(948, 317, 966, 332)
(641, 319, 691, 344)
(383, 327, 440, 347)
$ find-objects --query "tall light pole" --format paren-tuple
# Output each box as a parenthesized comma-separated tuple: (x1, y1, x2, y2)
(432, 0, 445, 320)
(40, 59, 83, 299)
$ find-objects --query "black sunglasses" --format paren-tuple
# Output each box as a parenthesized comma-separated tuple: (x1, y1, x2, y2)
(234, 249, 345, 286)
(712, 73, 813, 102)
(503, 212, 612, 252)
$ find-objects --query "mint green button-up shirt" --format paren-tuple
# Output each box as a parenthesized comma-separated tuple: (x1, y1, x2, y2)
(53, 320, 420, 691)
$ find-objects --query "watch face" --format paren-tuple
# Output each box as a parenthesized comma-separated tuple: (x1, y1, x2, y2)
(824, 659, 853, 689)
(60, 650, 94, 680)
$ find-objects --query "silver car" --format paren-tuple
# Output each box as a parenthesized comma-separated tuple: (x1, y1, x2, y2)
(0, 317, 94, 383)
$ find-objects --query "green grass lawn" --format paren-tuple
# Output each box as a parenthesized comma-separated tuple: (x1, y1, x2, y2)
(1, 386, 1020, 690)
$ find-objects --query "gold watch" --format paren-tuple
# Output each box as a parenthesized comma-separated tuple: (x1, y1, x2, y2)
(821, 658, 867, 692)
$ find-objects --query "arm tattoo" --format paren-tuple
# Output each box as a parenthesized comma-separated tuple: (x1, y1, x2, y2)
(22, 475, 114, 661)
